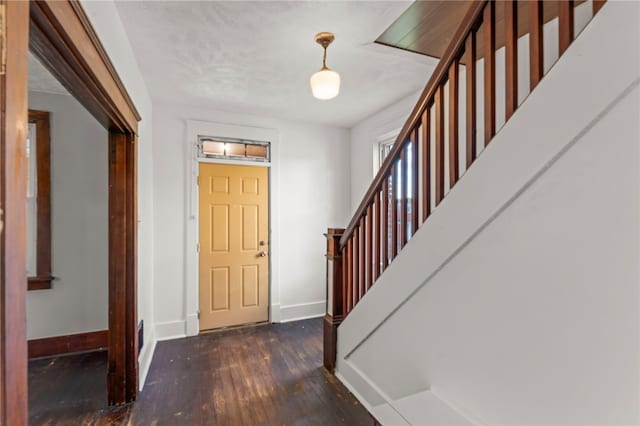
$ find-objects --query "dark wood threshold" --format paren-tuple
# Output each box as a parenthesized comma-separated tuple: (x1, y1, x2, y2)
(27, 275, 53, 291)
(28, 330, 108, 359)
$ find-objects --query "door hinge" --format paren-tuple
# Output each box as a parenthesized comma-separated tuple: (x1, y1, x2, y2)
(197, 310, 200, 320)
(196, 175, 200, 186)
(0, 2, 6, 76)
(196, 243, 200, 253)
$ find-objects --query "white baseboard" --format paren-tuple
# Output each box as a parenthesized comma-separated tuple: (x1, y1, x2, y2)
(270, 303, 282, 323)
(185, 314, 198, 336)
(155, 301, 324, 340)
(155, 320, 186, 341)
(138, 327, 156, 391)
(278, 301, 325, 323)
(336, 358, 387, 409)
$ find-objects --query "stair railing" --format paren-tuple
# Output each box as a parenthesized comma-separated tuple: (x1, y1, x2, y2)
(324, 0, 606, 372)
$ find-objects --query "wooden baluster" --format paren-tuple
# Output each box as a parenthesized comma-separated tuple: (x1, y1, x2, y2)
(359, 218, 365, 301)
(346, 238, 353, 313)
(421, 109, 431, 222)
(435, 86, 445, 204)
(342, 245, 348, 314)
(465, 32, 477, 168)
(593, 0, 605, 14)
(529, 0, 544, 90)
(352, 228, 358, 307)
(449, 59, 460, 187)
(484, 0, 496, 146)
(411, 128, 419, 236)
(365, 205, 373, 290)
(381, 176, 389, 270)
(505, 0, 518, 120)
(559, 0, 574, 55)
(373, 192, 380, 282)
(390, 166, 398, 261)
(399, 149, 408, 249)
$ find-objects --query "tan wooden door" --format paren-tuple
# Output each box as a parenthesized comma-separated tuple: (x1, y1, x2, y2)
(199, 163, 269, 330)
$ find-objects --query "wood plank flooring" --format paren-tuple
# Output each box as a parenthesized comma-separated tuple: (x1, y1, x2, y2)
(28, 318, 371, 425)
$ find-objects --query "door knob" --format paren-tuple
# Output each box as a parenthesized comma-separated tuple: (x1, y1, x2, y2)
(257, 251, 267, 257)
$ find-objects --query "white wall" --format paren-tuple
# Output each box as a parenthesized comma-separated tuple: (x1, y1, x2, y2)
(26, 91, 108, 340)
(338, 2, 640, 424)
(152, 103, 351, 337)
(80, 0, 156, 389)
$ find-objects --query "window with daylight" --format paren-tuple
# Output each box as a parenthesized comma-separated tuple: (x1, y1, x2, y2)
(378, 135, 418, 260)
(198, 136, 270, 162)
(379, 137, 395, 168)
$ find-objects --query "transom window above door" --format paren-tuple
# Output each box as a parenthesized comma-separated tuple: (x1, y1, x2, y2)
(198, 136, 270, 163)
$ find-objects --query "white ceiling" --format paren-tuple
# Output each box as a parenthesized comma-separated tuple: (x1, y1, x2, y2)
(28, 52, 70, 96)
(114, 1, 437, 128)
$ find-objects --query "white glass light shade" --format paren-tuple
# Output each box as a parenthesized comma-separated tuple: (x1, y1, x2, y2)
(310, 68, 340, 100)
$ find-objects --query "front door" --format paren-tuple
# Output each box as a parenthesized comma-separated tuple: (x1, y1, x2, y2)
(198, 163, 269, 330)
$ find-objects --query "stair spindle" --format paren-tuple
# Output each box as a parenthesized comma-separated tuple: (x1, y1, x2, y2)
(529, 0, 544, 90)
(358, 218, 365, 300)
(390, 166, 398, 260)
(465, 32, 477, 168)
(399, 149, 408, 248)
(346, 238, 353, 313)
(365, 205, 373, 291)
(381, 177, 389, 270)
(411, 128, 420, 236)
(448, 59, 460, 186)
(421, 109, 431, 223)
(559, 0, 575, 55)
(483, 1, 496, 146)
(505, 0, 518, 120)
(435, 86, 445, 204)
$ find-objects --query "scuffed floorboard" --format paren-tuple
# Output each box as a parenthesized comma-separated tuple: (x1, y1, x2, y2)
(28, 318, 370, 425)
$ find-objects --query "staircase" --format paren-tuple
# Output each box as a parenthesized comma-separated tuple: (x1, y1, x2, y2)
(324, 1, 640, 425)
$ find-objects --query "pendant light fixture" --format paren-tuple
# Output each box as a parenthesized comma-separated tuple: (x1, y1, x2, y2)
(310, 32, 340, 100)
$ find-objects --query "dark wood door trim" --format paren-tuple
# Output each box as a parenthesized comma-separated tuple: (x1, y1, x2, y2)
(0, 2, 30, 424)
(107, 132, 138, 404)
(0, 0, 140, 413)
(29, 1, 140, 132)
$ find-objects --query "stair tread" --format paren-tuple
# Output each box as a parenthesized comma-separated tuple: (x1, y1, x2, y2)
(391, 390, 472, 425)
(371, 402, 410, 426)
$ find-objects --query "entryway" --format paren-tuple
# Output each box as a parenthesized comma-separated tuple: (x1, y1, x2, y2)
(198, 163, 270, 331)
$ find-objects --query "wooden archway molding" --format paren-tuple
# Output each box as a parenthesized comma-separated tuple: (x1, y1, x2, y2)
(1, 1, 140, 422)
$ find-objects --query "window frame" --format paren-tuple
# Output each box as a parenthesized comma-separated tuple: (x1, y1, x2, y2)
(27, 109, 53, 291)
(197, 135, 271, 163)
(374, 128, 401, 174)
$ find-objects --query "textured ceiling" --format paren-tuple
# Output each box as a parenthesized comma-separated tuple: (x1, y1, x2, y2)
(28, 52, 70, 96)
(114, 1, 437, 128)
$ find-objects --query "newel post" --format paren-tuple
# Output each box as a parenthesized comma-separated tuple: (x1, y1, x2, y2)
(324, 228, 345, 373)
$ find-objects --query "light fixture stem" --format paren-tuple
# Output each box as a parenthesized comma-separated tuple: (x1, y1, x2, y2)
(322, 46, 327, 69)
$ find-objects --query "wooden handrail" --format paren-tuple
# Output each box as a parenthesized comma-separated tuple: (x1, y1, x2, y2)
(340, 0, 487, 248)
(327, 0, 606, 334)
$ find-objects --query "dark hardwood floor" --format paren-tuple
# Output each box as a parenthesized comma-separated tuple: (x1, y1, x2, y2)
(28, 318, 370, 425)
